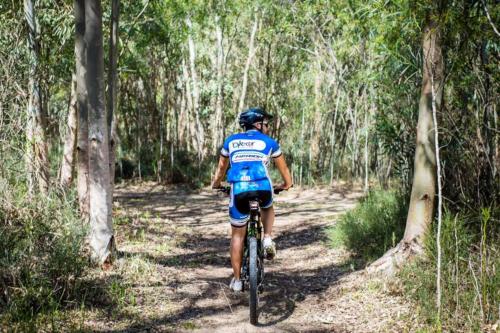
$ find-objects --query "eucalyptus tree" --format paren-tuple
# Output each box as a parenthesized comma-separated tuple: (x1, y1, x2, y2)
(84, 0, 114, 264)
(107, 0, 119, 193)
(75, 0, 89, 217)
(24, 0, 50, 194)
(59, 74, 78, 188)
(367, 0, 449, 275)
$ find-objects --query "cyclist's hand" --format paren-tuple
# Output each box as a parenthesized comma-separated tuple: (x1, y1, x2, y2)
(273, 183, 292, 194)
(275, 183, 293, 190)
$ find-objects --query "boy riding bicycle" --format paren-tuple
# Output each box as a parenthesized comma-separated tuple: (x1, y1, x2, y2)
(211, 107, 293, 292)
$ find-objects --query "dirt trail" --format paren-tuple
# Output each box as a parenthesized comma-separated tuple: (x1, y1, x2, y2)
(88, 183, 413, 332)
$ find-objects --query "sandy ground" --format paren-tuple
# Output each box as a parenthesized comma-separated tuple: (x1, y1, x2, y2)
(84, 182, 415, 333)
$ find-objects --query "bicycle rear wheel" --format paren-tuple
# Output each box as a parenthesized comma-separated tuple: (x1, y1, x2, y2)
(249, 236, 258, 325)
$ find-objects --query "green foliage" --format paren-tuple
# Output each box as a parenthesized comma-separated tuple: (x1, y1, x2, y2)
(400, 209, 500, 331)
(0, 182, 88, 325)
(327, 188, 408, 263)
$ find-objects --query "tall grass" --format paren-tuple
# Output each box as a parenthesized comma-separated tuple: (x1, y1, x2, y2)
(0, 180, 89, 328)
(327, 188, 408, 263)
(400, 209, 499, 331)
(327, 187, 499, 330)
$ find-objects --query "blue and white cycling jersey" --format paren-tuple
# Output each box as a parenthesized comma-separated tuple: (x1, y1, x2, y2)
(220, 129, 282, 183)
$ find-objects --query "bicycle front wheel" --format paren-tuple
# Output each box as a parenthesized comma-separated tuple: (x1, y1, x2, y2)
(249, 236, 258, 325)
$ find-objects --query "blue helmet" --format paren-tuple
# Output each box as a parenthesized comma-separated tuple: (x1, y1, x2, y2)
(239, 107, 274, 129)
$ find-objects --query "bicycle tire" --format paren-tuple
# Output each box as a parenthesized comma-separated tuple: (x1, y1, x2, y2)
(249, 236, 258, 325)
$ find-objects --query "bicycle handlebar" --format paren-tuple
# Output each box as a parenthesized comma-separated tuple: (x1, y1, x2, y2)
(273, 187, 285, 195)
(214, 185, 290, 195)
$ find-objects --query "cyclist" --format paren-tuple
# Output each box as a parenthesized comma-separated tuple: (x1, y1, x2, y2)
(211, 107, 293, 292)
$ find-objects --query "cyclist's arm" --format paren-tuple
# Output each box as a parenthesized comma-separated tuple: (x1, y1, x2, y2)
(273, 155, 293, 190)
(211, 155, 229, 188)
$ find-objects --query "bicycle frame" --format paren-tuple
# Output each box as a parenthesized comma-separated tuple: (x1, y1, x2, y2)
(241, 200, 264, 289)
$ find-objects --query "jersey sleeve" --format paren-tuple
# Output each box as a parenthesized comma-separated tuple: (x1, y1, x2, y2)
(220, 137, 230, 157)
(270, 138, 282, 158)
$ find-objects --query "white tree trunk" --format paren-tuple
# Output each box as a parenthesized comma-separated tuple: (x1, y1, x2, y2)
(186, 17, 205, 160)
(212, 16, 225, 155)
(182, 59, 196, 152)
(60, 74, 78, 188)
(85, 0, 114, 264)
(430, 48, 444, 320)
(238, 12, 259, 112)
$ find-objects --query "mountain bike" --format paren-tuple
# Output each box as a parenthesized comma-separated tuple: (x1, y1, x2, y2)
(217, 186, 283, 325)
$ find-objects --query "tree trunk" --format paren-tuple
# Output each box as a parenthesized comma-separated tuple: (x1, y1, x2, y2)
(60, 73, 78, 188)
(186, 17, 205, 160)
(368, 18, 444, 276)
(75, 0, 89, 218)
(107, 0, 119, 196)
(212, 16, 225, 155)
(182, 59, 196, 152)
(310, 47, 323, 165)
(329, 92, 341, 185)
(24, 0, 50, 195)
(238, 12, 259, 112)
(85, 0, 114, 265)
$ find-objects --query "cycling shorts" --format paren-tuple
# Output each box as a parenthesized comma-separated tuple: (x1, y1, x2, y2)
(229, 179, 273, 227)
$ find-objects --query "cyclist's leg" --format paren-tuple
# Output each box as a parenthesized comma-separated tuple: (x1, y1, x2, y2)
(230, 225, 246, 279)
(229, 183, 250, 280)
(261, 205, 275, 238)
(256, 178, 274, 237)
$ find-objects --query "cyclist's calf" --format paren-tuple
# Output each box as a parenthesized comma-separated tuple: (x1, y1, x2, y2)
(260, 205, 275, 238)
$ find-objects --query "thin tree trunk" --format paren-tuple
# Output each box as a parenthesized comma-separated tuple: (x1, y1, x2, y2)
(430, 51, 444, 321)
(299, 105, 305, 186)
(158, 70, 167, 182)
(24, 0, 49, 195)
(364, 101, 370, 193)
(177, 69, 187, 150)
(330, 92, 341, 185)
(182, 59, 196, 152)
(107, 0, 119, 196)
(60, 74, 78, 188)
(186, 17, 204, 160)
(310, 47, 323, 165)
(75, 0, 89, 218)
(368, 18, 444, 276)
(85, 0, 114, 264)
(212, 16, 225, 155)
(238, 12, 259, 112)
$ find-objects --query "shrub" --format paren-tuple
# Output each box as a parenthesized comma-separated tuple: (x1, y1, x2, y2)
(0, 180, 89, 327)
(327, 188, 408, 263)
(400, 209, 499, 331)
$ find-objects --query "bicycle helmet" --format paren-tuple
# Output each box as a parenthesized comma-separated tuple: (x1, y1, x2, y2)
(239, 107, 274, 130)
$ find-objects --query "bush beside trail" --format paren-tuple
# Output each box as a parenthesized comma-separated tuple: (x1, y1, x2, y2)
(327, 188, 408, 264)
(0, 180, 88, 329)
(400, 209, 499, 332)
(328, 188, 500, 331)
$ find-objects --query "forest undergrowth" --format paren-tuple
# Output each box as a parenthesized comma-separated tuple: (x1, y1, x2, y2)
(0, 182, 134, 332)
(328, 187, 500, 332)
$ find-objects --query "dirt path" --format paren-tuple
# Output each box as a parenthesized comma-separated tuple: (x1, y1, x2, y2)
(86, 183, 414, 332)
